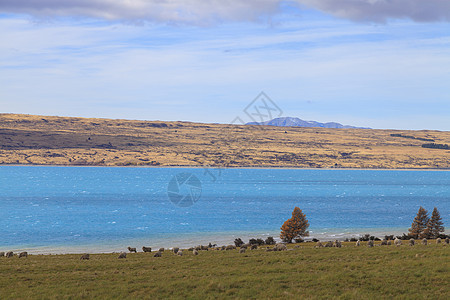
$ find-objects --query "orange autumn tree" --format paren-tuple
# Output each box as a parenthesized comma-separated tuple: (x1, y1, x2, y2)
(280, 207, 309, 243)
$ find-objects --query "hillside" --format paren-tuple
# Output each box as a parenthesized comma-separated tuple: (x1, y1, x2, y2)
(0, 113, 449, 169)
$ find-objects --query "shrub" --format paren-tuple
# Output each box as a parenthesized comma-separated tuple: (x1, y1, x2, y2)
(265, 237, 276, 245)
(249, 238, 258, 245)
(396, 233, 411, 240)
(359, 234, 371, 241)
(234, 238, 244, 247)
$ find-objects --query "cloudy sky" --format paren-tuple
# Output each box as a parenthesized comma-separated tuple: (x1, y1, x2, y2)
(1, 0, 449, 130)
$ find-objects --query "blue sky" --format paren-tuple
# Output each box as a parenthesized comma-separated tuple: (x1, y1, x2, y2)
(0, 1, 449, 130)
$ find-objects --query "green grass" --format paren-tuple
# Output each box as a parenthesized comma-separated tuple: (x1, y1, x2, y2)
(0, 242, 449, 299)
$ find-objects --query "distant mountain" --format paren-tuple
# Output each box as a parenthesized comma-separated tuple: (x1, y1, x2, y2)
(246, 117, 370, 129)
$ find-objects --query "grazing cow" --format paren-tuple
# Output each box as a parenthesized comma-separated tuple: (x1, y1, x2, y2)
(251, 244, 258, 250)
(173, 247, 180, 254)
(193, 250, 199, 255)
(80, 254, 90, 260)
(0, 252, 4, 257)
(159, 248, 165, 252)
(128, 247, 137, 253)
(394, 238, 402, 246)
(6, 251, 13, 258)
(422, 238, 427, 245)
(325, 241, 333, 248)
(177, 251, 183, 256)
(239, 248, 246, 254)
(409, 238, 415, 246)
(276, 244, 287, 251)
(367, 240, 374, 248)
(355, 240, 360, 247)
(142, 247, 152, 253)
(436, 238, 442, 244)
(241, 244, 250, 249)
(225, 245, 235, 251)
(118, 252, 127, 259)
(154, 251, 162, 257)
(18, 252, 28, 258)
(334, 240, 342, 248)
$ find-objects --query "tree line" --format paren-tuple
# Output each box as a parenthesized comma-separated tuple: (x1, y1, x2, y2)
(280, 206, 445, 243)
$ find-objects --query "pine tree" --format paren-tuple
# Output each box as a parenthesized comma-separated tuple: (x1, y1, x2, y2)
(423, 207, 445, 239)
(280, 207, 309, 243)
(408, 206, 429, 239)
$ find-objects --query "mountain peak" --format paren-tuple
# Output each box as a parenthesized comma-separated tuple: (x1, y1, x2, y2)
(246, 117, 370, 129)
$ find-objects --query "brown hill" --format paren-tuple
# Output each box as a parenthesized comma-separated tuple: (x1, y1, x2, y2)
(0, 113, 449, 169)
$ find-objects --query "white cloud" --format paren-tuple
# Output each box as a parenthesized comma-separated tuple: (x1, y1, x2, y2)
(300, 0, 450, 23)
(0, 0, 281, 25)
(1, 0, 450, 24)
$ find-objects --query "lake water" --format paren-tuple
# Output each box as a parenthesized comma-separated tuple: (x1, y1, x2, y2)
(0, 166, 448, 253)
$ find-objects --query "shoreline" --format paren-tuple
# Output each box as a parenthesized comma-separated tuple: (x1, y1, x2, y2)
(1, 164, 449, 171)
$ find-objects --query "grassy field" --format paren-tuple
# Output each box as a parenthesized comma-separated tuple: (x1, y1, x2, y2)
(1, 242, 448, 299)
(0, 113, 449, 169)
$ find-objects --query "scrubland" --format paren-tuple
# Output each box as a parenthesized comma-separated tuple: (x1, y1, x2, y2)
(1, 114, 449, 169)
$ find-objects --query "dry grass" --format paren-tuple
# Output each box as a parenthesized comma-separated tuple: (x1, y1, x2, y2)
(0, 113, 449, 168)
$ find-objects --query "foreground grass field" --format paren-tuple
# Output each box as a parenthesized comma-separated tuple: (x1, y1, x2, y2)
(0, 242, 448, 299)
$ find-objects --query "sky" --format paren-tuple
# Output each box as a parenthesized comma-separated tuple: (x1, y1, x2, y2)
(0, 0, 449, 130)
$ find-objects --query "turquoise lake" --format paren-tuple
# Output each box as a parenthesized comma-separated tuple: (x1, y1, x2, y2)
(0, 166, 448, 253)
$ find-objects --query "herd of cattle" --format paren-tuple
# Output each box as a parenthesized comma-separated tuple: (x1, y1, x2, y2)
(2, 237, 448, 260)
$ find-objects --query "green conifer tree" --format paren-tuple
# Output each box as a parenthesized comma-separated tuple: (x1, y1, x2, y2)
(423, 207, 445, 239)
(408, 206, 429, 239)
